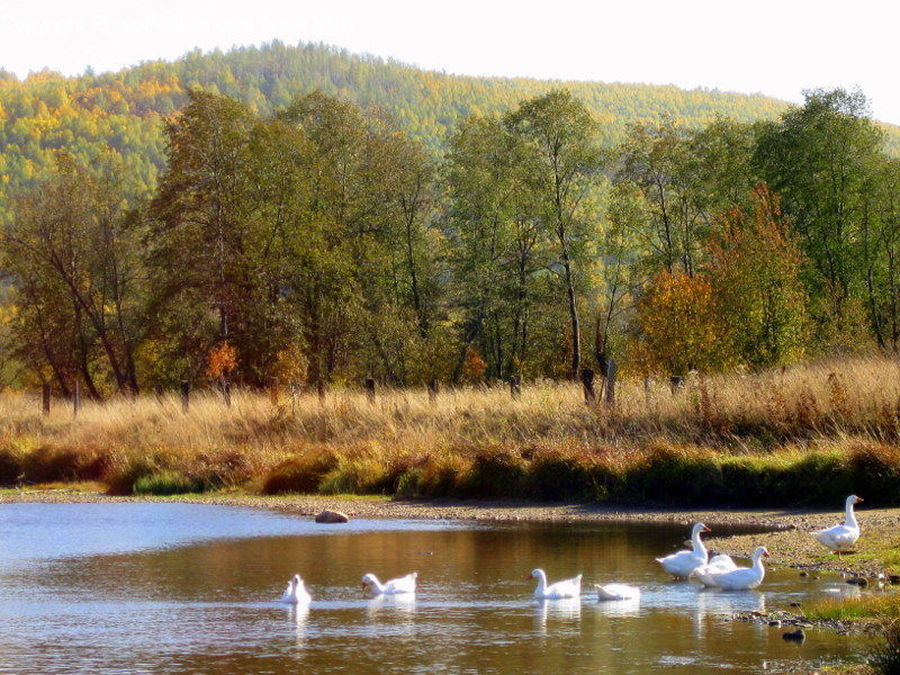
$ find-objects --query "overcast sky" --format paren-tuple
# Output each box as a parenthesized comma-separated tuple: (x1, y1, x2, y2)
(2, 0, 898, 123)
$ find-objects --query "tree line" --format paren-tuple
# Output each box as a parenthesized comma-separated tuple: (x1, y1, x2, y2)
(1, 85, 898, 396)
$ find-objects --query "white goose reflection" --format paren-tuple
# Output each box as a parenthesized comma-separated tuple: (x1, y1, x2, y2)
(284, 602, 310, 648)
(366, 593, 417, 620)
(534, 598, 582, 635)
(593, 595, 641, 617)
(692, 588, 766, 640)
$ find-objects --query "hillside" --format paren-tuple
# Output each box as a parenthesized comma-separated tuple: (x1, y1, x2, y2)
(0, 40, 823, 198)
(2, 40, 899, 204)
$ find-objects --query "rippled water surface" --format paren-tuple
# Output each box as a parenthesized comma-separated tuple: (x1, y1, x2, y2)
(0, 503, 868, 674)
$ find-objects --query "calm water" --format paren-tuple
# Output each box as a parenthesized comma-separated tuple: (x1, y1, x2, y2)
(0, 503, 871, 674)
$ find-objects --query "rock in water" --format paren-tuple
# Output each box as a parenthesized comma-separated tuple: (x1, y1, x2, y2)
(782, 628, 805, 643)
(315, 510, 349, 524)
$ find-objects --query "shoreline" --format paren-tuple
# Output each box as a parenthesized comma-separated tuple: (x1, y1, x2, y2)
(3, 488, 898, 575)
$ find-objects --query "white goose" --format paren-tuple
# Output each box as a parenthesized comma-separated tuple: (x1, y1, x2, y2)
(361, 572, 417, 595)
(280, 574, 311, 604)
(699, 546, 770, 590)
(812, 495, 863, 554)
(529, 569, 582, 599)
(594, 583, 641, 601)
(656, 523, 711, 579)
(691, 553, 739, 586)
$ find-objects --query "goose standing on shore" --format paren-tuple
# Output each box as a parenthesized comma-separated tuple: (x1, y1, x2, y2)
(656, 523, 711, 579)
(529, 569, 582, 599)
(280, 574, 311, 604)
(812, 495, 863, 554)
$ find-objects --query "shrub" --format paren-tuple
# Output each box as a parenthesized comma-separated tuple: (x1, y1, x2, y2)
(261, 451, 338, 495)
(459, 448, 526, 497)
(624, 446, 722, 505)
(105, 456, 160, 496)
(870, 619, 900, 675)
(19, 445, 110, 484)
(133, 471, 205, 496)
(526, 451, 594, 501)
(849, 444, 900, 506)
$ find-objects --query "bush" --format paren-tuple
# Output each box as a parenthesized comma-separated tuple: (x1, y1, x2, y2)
(623, 446, 723, 505)
(526, 452, 594, 501)
(133, 470, 205, 496)
(870, 620, 900, 675)
(459, 448, 526, 498)
(849, 444, 900, 506)
(105, 456, 160, 496)
(261, 451, 338, 495)
(19, 445, 110, 484)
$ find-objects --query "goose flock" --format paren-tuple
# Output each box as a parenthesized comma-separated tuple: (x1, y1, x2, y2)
(279, 494, 863, 605)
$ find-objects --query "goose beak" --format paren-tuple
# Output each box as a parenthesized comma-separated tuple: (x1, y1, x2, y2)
(702, 526, 711, 533)
(763, 551, 771, 557)
(525, 574, 532, 580)
(360, 582, 367, 590)
(856, 497, 864, 503)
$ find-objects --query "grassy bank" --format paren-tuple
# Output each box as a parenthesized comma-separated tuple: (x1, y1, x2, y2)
(1, 356, 900, 505)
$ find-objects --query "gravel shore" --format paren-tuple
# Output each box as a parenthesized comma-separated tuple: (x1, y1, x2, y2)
(3, 489, 898, 574)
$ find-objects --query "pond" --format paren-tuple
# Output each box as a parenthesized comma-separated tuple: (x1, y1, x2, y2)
(0, 503, 870, 674)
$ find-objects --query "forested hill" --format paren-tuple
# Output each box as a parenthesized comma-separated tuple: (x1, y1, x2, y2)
(1, 40, 898, 199)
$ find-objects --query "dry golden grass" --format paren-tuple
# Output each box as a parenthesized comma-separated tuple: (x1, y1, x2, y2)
(1, 355, 899, 499)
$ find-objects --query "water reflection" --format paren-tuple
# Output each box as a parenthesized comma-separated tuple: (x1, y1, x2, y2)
(534, 597, 582, 635)
(365, 593, 417, 618)
(282, 602, 309, 647)
(593, 595, 641, 617)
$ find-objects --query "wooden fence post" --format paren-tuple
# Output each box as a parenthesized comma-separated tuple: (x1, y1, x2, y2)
(181, 380, 191, 413)
(42, 383, 51, 416)
(580, 368, 596, 404)
(73, 381, 81, 418)
(509, 375, 522, 400)
(669, 376, 685, 396)
(316, 380, 326, 403)
(428, 379, 439, 403)
(365, 377, 376, 404)
(269, 377, 281, 406)
(222, 379, 232, 408)
(603, 358, 617, 407)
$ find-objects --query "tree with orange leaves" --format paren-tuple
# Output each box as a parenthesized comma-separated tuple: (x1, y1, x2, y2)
(707, 185, 808, 368)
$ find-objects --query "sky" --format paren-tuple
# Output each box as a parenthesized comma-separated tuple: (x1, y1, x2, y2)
(2, 0, 899, 123)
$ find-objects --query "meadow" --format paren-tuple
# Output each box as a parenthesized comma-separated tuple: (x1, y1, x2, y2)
(2, 355, 900, 505)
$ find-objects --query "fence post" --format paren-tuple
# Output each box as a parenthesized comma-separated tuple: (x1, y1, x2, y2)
(580, 368, 596, 404)
(365, 377, 376, 404)
(316, 380, 326, 403)
(73, 381, 81, 418)
(42, 383, 51, 416)
(269, 377, 281, 406)
(181, 380, 191, 413)
(669, 375, 685, 396)
(604, 358, 617, 407)
(509, 375, 522, 400)
(428, 378, 439, 403)
(222, 379, 232, 408)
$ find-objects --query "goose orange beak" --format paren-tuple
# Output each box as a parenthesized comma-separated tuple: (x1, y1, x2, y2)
(702, 526, 711, 532)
